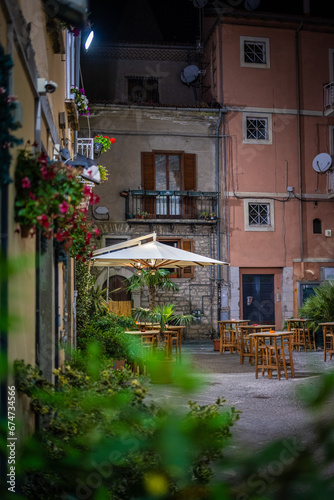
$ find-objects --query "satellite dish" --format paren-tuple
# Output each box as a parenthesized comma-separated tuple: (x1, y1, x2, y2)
(193, 0, 208, 7)
(245, 0, 261, 10)
(312, 153, 333, 173)
(181, 65, 200, 85)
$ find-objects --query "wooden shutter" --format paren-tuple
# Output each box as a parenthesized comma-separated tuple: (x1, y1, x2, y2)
(183, 154, 197, 218)
(141, 152, 155, 215)
(181, 239, 194, 278)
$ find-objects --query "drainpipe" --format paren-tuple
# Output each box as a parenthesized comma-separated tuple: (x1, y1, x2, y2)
(216, 109, 222, 325)
(296, 23, 304, 277)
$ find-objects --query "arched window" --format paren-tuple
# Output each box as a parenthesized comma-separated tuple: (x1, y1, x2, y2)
(313, 218, 322, 234)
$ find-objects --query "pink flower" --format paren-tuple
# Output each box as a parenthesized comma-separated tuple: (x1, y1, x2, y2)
(37, 214, 50, 229)
(83, 185, 92, 196)
(22, 177, 31, 188)
(94, 228, 100, 236)
(59, 201, 69, 213)
(29, 192, 36, 200)
(55, 230, 64, 242)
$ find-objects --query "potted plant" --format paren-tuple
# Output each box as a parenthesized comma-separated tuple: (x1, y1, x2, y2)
(14, 144, 100, 260)
(93, 135, 116, 157)
(210, 212, 217, 220)
(199, 210, 210, 220)
(71, 86, 90, 116)
(141, 211, 149, 219)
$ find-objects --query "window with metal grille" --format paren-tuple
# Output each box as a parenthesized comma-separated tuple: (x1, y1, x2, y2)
(244, 41, 266, 64)
(248, 203, 270, 226)
(127, 77, 159, 103)
(246, 117, 268, 140)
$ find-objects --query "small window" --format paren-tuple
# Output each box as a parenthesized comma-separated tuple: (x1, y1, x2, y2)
(246, 117, 268, 140)
(127, 77, 159, 103)
(249, 203, 270, 226)
(244, 41, 266, 64)
(244, 199, 275, 232)
(313, 218, 322, 234)
(243, 113, 272, 144)
(240, 36, 270, 69)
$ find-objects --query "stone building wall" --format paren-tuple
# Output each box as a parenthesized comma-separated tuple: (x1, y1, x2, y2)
(91, 221, 221, 339)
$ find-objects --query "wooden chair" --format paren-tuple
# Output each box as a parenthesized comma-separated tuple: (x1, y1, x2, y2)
(324, 330, 334, 361)
(219, 324, 238, 354)
(239, 327, 255, 365)
(164, 330, 178, 357)
(141, 334, 155, 352)
(253, 334, 294, 380)
(292, 327, 308, 352)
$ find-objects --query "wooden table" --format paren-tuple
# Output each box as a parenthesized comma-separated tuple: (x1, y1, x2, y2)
(249, 331, 295, 380)
(218, 320, 249, 354)
(238, 325, 276, 365)
(285, 318, 315, 351)
(319, 322, 334, 361)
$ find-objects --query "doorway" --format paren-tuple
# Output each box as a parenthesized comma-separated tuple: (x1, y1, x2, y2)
(242, 274, 275, 324)
(102, 275, 132, 316)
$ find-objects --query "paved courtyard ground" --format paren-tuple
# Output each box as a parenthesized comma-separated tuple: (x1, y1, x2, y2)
(147, 341, 334, 452)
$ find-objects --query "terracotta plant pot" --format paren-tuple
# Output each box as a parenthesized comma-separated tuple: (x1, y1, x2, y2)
(147, 357, 175, 384)
(212, 339, 220, 351)
(62, 237, 73, 252)
(113, 359, 126, 370)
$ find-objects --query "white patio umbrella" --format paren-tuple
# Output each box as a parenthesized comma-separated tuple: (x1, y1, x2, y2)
(91, 232, 229, 271)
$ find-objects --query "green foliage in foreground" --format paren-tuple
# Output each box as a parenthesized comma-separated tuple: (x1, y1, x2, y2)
(299, 280, 334, 329)
(11, 351, 239, 500)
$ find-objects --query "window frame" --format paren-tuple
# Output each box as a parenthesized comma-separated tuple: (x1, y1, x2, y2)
(244, 199, 275, 232)
(157, 237, 194, 279)
(243, 113, 272, 145)
(240, 36, 270, 69)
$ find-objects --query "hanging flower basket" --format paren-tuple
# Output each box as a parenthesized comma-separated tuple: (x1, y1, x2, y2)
(93, 135, 116, 155)
(14, 144, 101, 260)
(71, 86, 90, 116)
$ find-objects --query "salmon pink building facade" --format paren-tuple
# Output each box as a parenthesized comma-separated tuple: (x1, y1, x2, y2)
(204, 9, 334, 327)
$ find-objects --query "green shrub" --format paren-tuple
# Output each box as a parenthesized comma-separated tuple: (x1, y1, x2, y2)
(77, 313, 139, 362)
(299, 280, 334, 328)
(13, 358, 239, 500)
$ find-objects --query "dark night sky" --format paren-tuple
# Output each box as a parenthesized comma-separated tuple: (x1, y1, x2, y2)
(88, 0, 334, 45)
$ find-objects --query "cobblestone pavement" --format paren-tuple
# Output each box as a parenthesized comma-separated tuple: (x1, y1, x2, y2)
(146, 341, 334, 451)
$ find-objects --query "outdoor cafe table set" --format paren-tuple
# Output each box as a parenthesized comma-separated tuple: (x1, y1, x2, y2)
(218, 320, 295, 380)
(124, 323, 182, 373)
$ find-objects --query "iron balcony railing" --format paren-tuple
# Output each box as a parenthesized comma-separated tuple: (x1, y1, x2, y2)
(324, 82, 334, 111)
(124, 190, 218, 221)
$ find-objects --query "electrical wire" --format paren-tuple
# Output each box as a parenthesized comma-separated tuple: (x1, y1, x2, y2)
(79, 66, 91, 138)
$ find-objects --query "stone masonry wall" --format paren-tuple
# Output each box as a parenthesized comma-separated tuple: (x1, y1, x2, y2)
(92, 221, 221, 339)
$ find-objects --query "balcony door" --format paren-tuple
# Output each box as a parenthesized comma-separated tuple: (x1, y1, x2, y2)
(142, 151, 196, 218)
(156, 154, 181, 217)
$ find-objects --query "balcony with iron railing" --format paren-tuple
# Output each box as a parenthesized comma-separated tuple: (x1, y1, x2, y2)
(123, 190, 219, 223)
(324, 82, 334, 116)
